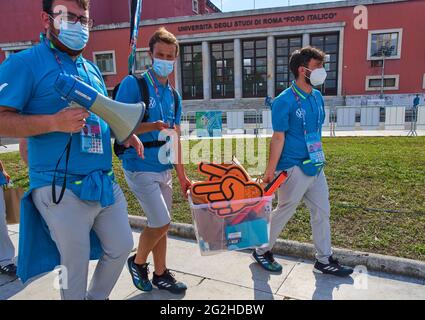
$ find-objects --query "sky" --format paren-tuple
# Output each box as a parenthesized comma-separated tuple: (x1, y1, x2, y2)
(210, 0, 345, 12)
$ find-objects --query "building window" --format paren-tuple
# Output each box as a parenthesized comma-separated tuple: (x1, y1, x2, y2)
(243, 39, 268, 98)
(192, 0, 199, 14)
(368, 29, 402, 60)
(365, 75, 399, 91)
(135, 49, 152, 73)
(93, 51, 116, 75)
(211, 42, 234, 99)
(423, 74, 425, 90)
(310, 33, 339, 96)
(181, 44, 203, 100)
(275, 36, 302, 96)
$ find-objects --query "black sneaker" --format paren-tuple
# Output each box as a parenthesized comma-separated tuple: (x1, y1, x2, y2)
(252, 250, 283, 272)
(313, 256, 353, 277)
(152, 269, 187, 294)
(127, 255, 153, 292)
(0, 263, 17, 277)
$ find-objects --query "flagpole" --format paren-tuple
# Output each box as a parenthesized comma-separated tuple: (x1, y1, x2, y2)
(128, 0, 143, 75)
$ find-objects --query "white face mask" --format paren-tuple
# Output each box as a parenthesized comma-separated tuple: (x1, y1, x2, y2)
(305, 67, 327, 86)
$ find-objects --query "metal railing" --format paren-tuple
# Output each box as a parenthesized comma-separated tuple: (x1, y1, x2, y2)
(179, 105, 425, 138)
(1, 106, 422, 147)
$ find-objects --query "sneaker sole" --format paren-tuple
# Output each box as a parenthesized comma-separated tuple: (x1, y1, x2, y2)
(313, 267, 353, 277)
(152, 283, 187, 295)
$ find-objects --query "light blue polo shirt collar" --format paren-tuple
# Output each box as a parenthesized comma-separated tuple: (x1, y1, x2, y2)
(40, 33, 84, 64)
(291, 80, 313, 100)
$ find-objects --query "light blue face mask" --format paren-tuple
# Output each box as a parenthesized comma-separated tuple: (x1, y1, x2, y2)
(57, 20, 89, 51)
(152, 58, 175, 78)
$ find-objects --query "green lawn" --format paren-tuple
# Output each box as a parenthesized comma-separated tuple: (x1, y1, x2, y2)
(1, 136, 425, 261)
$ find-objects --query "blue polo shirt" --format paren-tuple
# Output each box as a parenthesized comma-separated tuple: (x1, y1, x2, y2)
(115, 70, 182, 173)
(272, 81, 325, 171)
(0, 35, 113, 189)
(0, 171, 7, 186)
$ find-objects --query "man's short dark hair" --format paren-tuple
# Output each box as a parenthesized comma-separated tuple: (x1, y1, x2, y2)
(149, 27, 180, 57)
(43, 0, 90, 14)
(289, 46, 326, 79)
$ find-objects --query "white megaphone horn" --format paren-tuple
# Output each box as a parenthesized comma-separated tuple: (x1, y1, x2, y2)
(54, 73, 146, 144)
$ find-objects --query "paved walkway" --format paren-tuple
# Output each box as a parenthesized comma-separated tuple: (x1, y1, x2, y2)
(1, 224, 424, 300)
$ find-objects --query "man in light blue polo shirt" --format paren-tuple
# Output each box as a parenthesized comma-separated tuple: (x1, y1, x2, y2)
(115, 28, 191, 294)
(0, 0, 142, 300)
(252, 47, 353, 277)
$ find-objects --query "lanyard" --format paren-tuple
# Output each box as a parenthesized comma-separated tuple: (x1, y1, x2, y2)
(290, 85, 322, 135)
(46, 39, 66, 74)
(146, 69, 172, 122)
(46, 38, 93, 87)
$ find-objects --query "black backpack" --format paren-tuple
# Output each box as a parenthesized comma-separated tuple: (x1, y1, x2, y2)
(112, 74, 179, 157)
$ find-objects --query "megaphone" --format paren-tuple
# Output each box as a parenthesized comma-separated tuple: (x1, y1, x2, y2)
(54, 73, 146, 144)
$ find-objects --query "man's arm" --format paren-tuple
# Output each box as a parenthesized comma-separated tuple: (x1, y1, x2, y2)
(174, 124, 191, 197)
(19, 138, 28, 165)
(263, 132, 285, 183)
(0, 106, 89, 138)
(134, 120, 169, 135)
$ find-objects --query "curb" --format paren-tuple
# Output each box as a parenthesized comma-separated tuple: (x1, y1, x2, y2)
(128, 215, 425, 280)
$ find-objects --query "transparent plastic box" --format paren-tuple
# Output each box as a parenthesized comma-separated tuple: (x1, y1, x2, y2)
(189, 194, 273, 256)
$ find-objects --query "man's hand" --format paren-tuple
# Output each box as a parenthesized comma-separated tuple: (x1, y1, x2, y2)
(178, 175, 192, 198)
(263, 167, 276, 184)
(191, 176, 263, 216)
(263, 132, 285, 184)
(124, 134, 144, 159)
(154, 120, 169, 131)
(2, 170, 10, 183)
(50, 106, 90, 133)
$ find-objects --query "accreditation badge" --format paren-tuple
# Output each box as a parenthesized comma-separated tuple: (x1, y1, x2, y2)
(80, 113, 104, 155)
(305, 132, 325, 165)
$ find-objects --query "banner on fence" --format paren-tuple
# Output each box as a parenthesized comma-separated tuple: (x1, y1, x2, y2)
(196, 111, 223, 137)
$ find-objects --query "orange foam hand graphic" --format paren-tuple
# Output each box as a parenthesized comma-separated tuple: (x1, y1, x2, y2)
(191, 175, 264, 217)
(198, 162, 250, 182)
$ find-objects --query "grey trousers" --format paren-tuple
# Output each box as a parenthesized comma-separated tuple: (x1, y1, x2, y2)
(32, 184, 134, 300)
(0, 188, 15, 267)
(124, 170, 173, 228)
(257, 166, 333, 264)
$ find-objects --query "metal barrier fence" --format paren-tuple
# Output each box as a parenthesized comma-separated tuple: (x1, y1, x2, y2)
(180, 106, 425, 138)
(1, 106, 423, 145)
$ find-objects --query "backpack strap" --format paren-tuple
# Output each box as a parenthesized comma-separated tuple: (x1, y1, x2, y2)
(172, 88, 180, 124)
(113, 74, 150, 157)
(134, 74, 150, 122)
